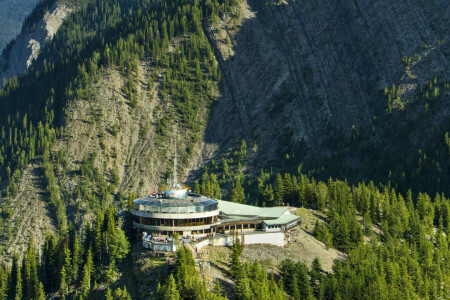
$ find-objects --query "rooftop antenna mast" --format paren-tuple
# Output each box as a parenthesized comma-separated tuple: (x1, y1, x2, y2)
(172, 138, 180, 187)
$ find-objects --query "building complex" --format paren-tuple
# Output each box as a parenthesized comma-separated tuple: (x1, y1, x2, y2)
(131, 186, 300, 251)
(131, 146, 300, 251)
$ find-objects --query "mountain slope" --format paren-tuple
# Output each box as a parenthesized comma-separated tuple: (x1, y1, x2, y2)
(0, 0, 448, 259)
(203, 0, 449, 193)
(0, 0, 225, 257)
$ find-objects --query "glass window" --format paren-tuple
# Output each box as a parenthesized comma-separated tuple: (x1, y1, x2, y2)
(169, 207, 179, 214)
(161, 206, 170, 214)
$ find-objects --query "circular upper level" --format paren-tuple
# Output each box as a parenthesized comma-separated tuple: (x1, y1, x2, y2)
(131, 193, 219, 219)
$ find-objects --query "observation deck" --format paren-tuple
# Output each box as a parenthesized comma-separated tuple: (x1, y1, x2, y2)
(131, 189, 220, 235)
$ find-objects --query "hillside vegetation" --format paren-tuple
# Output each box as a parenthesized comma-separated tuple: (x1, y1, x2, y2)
(202, 0, 449, 196)
(0, 0, 447, 299)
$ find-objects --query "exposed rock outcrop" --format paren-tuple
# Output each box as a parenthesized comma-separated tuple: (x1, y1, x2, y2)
(1, 0, 448, 260)
(0, 1, 72, 83)
(204, 0, 449, 164)
(0, 0, 40, 52)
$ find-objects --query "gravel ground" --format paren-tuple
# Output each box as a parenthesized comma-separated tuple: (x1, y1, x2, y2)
(241, 228, 346, 273)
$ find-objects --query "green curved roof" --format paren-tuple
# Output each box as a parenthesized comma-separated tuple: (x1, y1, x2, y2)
(217, 200, 290, 218)
(262, 214, 300, 225)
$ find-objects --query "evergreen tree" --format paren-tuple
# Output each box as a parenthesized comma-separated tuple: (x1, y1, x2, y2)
(81, 263, 91, 298)
(157, 274, 180, 300)
(36, 282, 45, 300)
(0, 268, 8, 300)
(230, 244, 242, 278)
(332, 217, 350, 252)
(231, 180, 245, 204)
(362, 211, 373, 236)
(23, 241, 39, 300)
(59, 266, 68, 300)
(105, 288, 113, 300)
(10, 255, 21, 300)
(113, 286, 132, 300)
(235, 271, 252, 300)
(274, 174, 284, 205)
(263, 184, 275, 207)
(72, 233, 81, 282)
(310, 258, 323, 297)
(15, 265, 22, 300)
(290, 274, 301, 300)
(214, 279, 222, 296)
(110, 225, 130, 261)
(297, 263, 313, 299)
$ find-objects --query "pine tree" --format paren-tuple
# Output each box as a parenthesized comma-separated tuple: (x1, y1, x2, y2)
(72, 233, 81, 281)
(0, 268, 8, 300)
(85, 249, 94, 275)
(81, 263, 91, 298)
(297, 263, 312, 300)
(263, 184, 275, 207)
(235, 271, 252, 300)
(157, 274, 180, 300)
(106, 207, 116, 259)
(15, 266, 22, 300)
(268, 274, 287, 300)
(94, 212, 103, 264)
(231, 180, 245, 203)
(310, 258, 323, 297)
(10, 255, 21, 300)
(333, 217, 350, 252)
(62, 246, 72, 285)
(23, 241, 39, 300)
(110, 225, 130, 261)
(230, 245, 242, 278)
(105, 288, 113, 300)
(290, 274, 301, 300)
(214, 279, 222, 296)
(36, 282, 45, 300)
(113, 286, 132, 300)
(274, 174, 284, 205)
(362, 211, 373, 236)
(59, 266, 68, 299)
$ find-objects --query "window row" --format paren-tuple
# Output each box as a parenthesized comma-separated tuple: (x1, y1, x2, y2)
(134, 216, 219, 227)
(133, 203, 218, 214)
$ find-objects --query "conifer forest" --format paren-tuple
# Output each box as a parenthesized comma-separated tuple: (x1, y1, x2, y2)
(0, 0, 448, 299)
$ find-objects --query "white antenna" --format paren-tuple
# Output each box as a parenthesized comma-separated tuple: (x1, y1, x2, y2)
(172, 139, 180, 186)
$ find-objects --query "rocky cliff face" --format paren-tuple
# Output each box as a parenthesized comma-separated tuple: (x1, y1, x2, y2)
(0, 1, 71, 82)
(0, 0, 40, 52)
(0, 0, 448, 259)
(204, 0, 449, 165)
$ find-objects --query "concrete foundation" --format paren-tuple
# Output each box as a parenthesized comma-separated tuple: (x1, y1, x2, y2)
(196, 231, 285, 250)
(142, 231, 286, 252)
